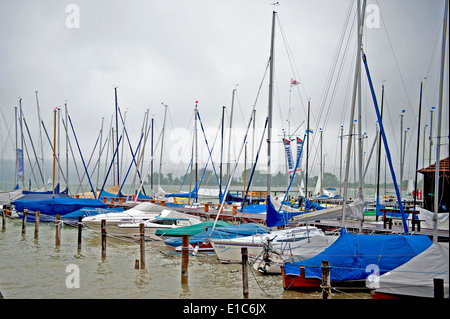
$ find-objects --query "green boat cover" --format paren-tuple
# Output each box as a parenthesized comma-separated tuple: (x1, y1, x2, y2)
(155, 220, 231, 236)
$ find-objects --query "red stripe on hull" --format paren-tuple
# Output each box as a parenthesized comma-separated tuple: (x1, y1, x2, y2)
(282, 266, 321, 291)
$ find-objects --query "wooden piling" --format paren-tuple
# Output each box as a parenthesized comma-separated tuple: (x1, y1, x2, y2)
(77, 216, 82, 254)
(22, 209, 27, 236)
(181, 234, 189, 284)
(34, 211, 40, 240)
(55, 215, 61, 247)
(321, 260, 331, 299)
(139, 223, 145, 269)
(135, 259, 140, 269)
(241, 247, 249, 299)
(101, 219, 106, 259)
(1, 208, 5, 231)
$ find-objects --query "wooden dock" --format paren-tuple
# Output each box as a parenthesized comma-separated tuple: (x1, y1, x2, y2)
(305, 219, 449, 242)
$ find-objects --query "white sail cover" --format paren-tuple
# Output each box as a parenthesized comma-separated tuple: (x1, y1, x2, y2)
(290, 194, 365, 222)
(371, 243, 449, 298)
(412, 207, 449, 230)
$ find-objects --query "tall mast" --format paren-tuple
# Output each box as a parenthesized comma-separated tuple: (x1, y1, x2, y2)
(65, 103, 69, 189)
(35, 91, 46, 188)
(376, 85, 385, 215)
(194, 101, 198, 203)
(305, 101, 310, 198)
(413, 82, 423, 210)
(159, 103, 168, 189)
(341, 0, 366, 227)
(52, 108, 57, 197)
(267, 9, 276, 201)
(227, 88, 236, 181)
(19, 98, 25, 189)
(151, 115, 154, 190)
(114, 87, 120, 186)
(14, 106, 18, 188)
(219, 106, 225, 198)
(433, 0, 448, 243)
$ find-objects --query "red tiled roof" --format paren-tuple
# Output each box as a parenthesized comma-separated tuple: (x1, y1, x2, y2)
(418, 157, 449, 174)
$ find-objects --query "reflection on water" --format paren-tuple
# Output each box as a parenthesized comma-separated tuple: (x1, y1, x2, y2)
(0, 218, 371, 299)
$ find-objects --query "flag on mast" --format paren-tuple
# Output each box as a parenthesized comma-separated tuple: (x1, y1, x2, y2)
(290, 78, 299, 87)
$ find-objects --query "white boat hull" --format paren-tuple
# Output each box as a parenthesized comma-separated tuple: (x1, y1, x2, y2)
(211, 226, 325, 264)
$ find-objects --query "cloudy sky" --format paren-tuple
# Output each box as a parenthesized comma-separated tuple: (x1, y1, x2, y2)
(0, 0, 448, 190)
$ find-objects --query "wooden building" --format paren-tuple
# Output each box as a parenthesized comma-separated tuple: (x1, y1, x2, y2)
(418, 157, 449, 213)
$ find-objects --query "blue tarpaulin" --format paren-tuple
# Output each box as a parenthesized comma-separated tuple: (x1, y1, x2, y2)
(13, 197, 107, 220)
(266, 195, 304, 228)
(283, 228, 432, 282)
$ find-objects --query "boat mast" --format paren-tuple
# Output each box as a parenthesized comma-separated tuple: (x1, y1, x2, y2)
(413, 82, 423, 210)
(433, 0, 448, 243)
(375, 84, 385, 215)
(341, 0, 366, 227)
(114, 87, 120, 186)
(305, 101, 310, 198)
(267, 8, 276, 202)
(52, 108, 57, 197)
(14, 106, 18, 188)
(35, 91, 46, 189)
(194, 101, 199, 203)
(227, 87, 236, 181)
(158, 103, 168, 190)
(219, 106, 225, 199)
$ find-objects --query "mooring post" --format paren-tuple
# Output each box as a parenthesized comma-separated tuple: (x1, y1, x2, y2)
(321, 260, 332, 299)
(1, 208, 6, 231)
(55, 215, 61, 247)
(241, 247, 249, 299)
(101, 219, 106, 260)
(22, 209, 27, 236)
(181, 234, 189, 284)
(139, 222, 145, 269)
(34, 211, 40, 240)
(434, 278, 444, 299)
(77, 216, 82, 254)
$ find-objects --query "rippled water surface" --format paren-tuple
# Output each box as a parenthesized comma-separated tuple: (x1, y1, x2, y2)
(1, 217, 370, 299)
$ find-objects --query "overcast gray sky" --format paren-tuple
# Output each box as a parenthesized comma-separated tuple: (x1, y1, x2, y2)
(1, 0, 448, 189)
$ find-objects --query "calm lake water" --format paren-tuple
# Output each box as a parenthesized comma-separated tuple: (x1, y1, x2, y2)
(1, 184, 373, 301)
(0, 216, 372, 300)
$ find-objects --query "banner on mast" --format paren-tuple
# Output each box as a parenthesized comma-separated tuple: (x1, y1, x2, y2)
(283, 138, 295, 174)
(17, 148, 23, 184)
(295, 137, 303, 172)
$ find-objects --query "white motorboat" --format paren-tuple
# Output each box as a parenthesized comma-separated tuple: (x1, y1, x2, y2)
(116, 210, 202, 240)
(210, 226, 325, 264)
(82, 202, 168, 235)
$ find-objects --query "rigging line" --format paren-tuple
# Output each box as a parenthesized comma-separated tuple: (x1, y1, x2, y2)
(275, 13, 308, 109)
(317, 0, 355, 125)
(375, 0, 416, 127)
(0, 106, 15, 150)
(307, 1, 357, 177)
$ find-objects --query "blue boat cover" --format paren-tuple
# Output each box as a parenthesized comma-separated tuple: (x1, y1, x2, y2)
(283, 228, 432, 282)
(164, 223, 267, 248)
(266, 195, 304, 228)
(164, 185, 198, 198)
(13, 197, 107, 217)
